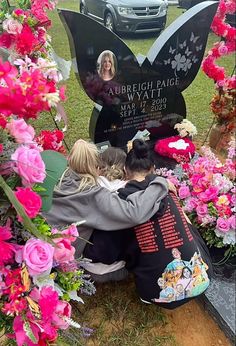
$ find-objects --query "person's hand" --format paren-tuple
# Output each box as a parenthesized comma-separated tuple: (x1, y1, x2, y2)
(166, 179, 177, 195)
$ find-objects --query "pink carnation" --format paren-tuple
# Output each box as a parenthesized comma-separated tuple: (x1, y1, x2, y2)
(6, 118, 35, 144)
(14, 187, 42, 219)
(23, 239, 54, 276)
(11, 145, 46, 185)
(216, 217, 230, 233)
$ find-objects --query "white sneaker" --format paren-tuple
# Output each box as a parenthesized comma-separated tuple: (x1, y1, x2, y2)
(140, 297, 152, 304)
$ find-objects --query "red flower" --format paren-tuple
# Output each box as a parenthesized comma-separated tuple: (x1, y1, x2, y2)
(35, 129, 65, 153)
(15, 24, 39, 55)
(0, 32, 15, 49)
(14, 187, 42, 219)
(0, 114, 7, 128)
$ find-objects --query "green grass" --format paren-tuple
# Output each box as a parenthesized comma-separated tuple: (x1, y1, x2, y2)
(59, 277, 177, 346)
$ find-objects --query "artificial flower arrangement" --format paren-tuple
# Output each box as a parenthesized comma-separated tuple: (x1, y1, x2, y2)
(202, 0, 236, 152)
(154, 119, 197, 163)
(156, 142, 236, 261)
(0, 1, 95, 345)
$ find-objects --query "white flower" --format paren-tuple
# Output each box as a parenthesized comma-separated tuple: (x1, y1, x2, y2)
(43, 91, 60, 107)
(3, 18, 23, 35)
(214, 229, 236, 245)
(174, 119, 197, 137)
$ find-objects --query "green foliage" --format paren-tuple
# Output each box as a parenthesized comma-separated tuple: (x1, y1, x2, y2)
(57, 270, 84, 292)
(32, 215, 51, 237)
(0, 309, 13, 335)
(39, 150, 67, 212)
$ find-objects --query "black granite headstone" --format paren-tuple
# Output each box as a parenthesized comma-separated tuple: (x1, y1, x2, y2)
(59, 1, 218, 147)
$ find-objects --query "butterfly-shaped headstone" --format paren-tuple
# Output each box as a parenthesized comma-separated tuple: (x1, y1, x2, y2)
(59, 2, 218, 147)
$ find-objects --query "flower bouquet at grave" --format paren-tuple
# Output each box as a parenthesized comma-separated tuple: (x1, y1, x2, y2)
(156, 143, 236, 262)
(202, 0, 236, 154)
(154, 119, 197, 163)
(0, 1, 95, 345)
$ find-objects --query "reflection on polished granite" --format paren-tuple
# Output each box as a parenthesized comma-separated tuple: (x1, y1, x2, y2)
(202, 267, 236, 344)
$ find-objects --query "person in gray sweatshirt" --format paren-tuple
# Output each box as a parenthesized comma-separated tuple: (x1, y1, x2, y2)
(43, 139, 169, 258)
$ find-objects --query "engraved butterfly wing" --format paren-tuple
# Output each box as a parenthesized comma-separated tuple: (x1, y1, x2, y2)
(59, 10, 141, 107)
(146, 1, 218, 90)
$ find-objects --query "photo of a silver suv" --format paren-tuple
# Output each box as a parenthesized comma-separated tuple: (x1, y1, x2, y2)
(80, 0, 168, 34)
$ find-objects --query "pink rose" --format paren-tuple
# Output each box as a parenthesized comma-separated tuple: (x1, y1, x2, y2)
(228, 215, 236, 230)
(178, 185, 191, 199)
(7, 118, 35, 144)
(23, 239, 54, 276)
(53, 238, 75, 264)
(14, 187, 42, 219)
(196, 204, 208, 218)
(3, 18, 23, 35)
(184, 197, 198, 212)
(52, 301, 71, 329)
(216, 217, 230, 233)
(11, 145, 46, 185)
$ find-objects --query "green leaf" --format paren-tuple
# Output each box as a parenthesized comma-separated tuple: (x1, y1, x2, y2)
(39, 150, 67, 212)
(23, 321, 38, 344)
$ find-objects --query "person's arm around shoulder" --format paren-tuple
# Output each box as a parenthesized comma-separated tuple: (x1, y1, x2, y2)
(89, 176, 168, 230)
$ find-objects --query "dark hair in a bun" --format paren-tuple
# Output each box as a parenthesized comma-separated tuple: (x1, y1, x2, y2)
(132, 139, 148, 159)
(125, 139, 154, 173)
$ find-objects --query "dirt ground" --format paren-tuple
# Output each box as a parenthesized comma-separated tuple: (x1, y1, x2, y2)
(164, 300, 231, 346)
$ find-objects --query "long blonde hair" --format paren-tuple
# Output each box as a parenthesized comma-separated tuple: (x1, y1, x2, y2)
(60, 139, 99, 192)
(98, 50, 116, 79)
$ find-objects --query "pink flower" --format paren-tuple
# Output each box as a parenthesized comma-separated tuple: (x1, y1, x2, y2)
(178, 185, 191, 199)
(2, 18, 23, 35)
(39, 286, 59, 320)
(14, 187, 42, 219)
(216, 217, 230, 233)
(184, 197, 198, 212)
(52, 301, 71, 329)
(11, 145, 46, 185)
(228, 215, 236, 230)
(0, 219, 15, 266)
(53, 237, 75, 264)
(6, 118, 35, 144)
(61, 224, 79, 242)
(196, 204, 208, 218)
(23, 239, 54, 276)
(198, 186, 219, 202)
(13, 313, 40, 346)
(13, 9, 24, 17)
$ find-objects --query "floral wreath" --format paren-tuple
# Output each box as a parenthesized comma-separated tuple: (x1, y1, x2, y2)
(154, 135, 196, 163)
(202, 0, 236, 86)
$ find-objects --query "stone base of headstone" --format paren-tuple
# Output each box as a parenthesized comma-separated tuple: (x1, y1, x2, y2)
(200, 266, 236, 344)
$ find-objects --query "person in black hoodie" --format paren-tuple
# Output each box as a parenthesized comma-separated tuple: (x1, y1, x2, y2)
(118, 139, 213, 309)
